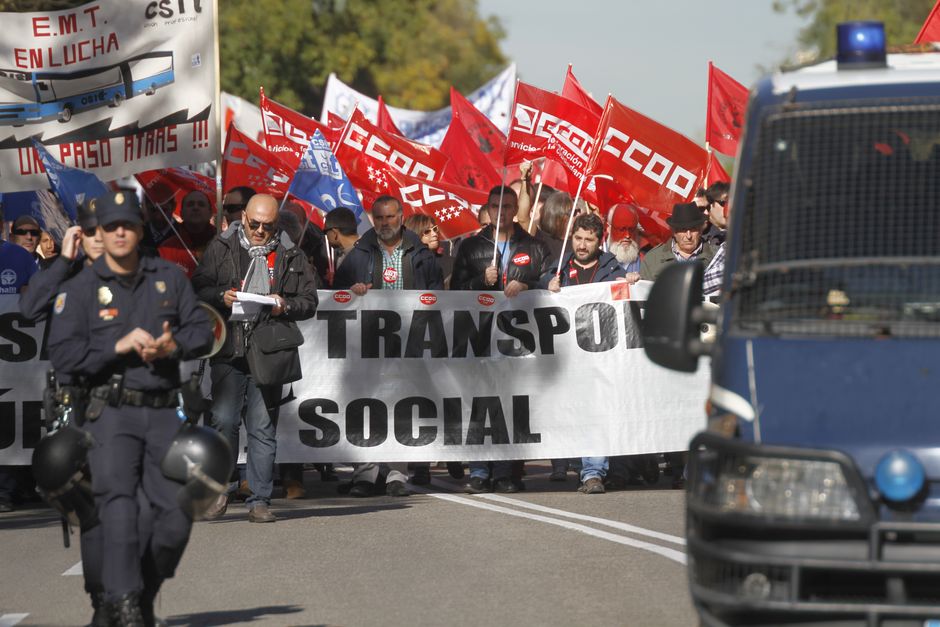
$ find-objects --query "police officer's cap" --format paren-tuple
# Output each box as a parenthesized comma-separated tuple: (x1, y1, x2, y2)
(76, 202, 98, 231)
(90, 191, 143, 227)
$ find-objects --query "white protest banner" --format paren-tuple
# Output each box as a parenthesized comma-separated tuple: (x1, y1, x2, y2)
(320, 64, 515, 148)
(0, 284, 709, 465)
(0, 0, 218, 192)
(222, 91, 263, 146)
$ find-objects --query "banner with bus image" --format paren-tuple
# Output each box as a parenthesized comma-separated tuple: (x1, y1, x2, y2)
(0, 0, 218, 192)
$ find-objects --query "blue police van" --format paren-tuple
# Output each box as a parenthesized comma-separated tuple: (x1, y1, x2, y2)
(642, 23, 940, 626)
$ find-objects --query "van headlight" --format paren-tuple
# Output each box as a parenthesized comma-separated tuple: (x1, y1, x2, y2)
(689, 434, 872, 525)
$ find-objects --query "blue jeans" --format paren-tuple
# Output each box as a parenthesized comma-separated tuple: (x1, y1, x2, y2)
(469, 461, 512, 481)
(580, 457, 608, 482)
(210, 361, 280, 506)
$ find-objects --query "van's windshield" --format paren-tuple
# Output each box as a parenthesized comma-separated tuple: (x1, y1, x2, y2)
(734, 98, 940, 337)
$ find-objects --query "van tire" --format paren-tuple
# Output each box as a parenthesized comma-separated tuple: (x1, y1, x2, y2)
(57, 106, 72, 123)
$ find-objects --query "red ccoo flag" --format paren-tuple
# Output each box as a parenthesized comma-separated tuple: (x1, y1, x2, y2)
(450, 86, 507, 173)
(222, 125, 293, 198)
(439, 113, 501, 194)
(705, 62, 748, 156)
(562, 64, 603, 117)
(260, 87, 336, 168)
(386, 170, 483, 240)
(334, 108, 449, 192)
(916, 0, 940, 43)
(376, 95, 404, 136)
(589, 96, 708, 213)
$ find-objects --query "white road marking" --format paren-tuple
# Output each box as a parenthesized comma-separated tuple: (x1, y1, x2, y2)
(423, 490, 687, 565)
(0, 614, 29, 626)
(62, 561, 83, 576)
(478, 492, 686, 546)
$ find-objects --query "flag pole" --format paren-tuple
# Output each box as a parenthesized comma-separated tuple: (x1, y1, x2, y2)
(527, 167, 545, 235)
(213, 0, 224, 234)
(554, 175, 586, 278)
(491, 165, 508, 266)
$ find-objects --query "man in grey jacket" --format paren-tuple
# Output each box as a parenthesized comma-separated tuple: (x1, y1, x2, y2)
(639, 202, 717, 281)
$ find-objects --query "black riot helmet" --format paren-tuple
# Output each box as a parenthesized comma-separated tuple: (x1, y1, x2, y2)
(31, 425, 99, 530)
(161, 422, 232, 520)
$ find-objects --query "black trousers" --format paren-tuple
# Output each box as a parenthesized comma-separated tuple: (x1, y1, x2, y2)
(85, 405, 191, 601)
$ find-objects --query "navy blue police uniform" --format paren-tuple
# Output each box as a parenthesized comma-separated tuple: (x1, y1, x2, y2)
(47, 192, 213, 620)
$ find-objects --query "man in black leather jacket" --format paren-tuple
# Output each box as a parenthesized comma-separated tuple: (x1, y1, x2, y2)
(450, 185, 552, 494)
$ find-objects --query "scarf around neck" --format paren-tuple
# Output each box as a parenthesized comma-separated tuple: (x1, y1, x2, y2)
(237, 223, 279, 295)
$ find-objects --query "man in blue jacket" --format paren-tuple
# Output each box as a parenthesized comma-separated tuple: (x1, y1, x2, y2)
(540, 213, 627, 495)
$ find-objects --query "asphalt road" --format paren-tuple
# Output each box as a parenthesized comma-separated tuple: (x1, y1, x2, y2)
(0, 463, 695, 627)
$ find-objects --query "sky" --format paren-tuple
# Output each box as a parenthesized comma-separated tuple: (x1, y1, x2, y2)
(477, 0, 808, 142)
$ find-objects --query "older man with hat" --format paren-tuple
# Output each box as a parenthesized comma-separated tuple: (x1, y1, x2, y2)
(639, 202, 717, 281)
(48, 190, 214, 625)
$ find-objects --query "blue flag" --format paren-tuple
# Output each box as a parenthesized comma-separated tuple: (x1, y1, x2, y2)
(287, 130, 364, 221)
(31, 140, 108, 222)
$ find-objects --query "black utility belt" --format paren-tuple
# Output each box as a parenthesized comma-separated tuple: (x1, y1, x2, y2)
(91, 386, 179, 409)
(119, 388, 179, 408)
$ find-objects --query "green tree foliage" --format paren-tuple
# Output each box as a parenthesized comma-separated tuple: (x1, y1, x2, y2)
(220, 0, 507, 116)
(774, 0, 936, 60)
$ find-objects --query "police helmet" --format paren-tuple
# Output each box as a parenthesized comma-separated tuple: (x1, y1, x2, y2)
(31, 425, 98, 530)
(161, 423, 232, 520)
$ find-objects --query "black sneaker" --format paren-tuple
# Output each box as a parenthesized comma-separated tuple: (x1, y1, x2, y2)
(493, 478, 520, 493)
(410, 466, 431, 486)
(349, 481, 375, 498)
(463, 476, 491, 494)
(447, 462, 465, 479)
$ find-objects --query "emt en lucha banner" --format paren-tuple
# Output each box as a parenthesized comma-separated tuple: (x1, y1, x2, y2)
(0, 284, 709, 464)
(0, 0, 218, 192)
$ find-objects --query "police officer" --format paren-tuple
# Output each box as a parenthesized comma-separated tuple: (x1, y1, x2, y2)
(47, 191, 213, 626)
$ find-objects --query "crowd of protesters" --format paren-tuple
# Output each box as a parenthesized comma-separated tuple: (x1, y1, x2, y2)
(0, 171, 731, 517)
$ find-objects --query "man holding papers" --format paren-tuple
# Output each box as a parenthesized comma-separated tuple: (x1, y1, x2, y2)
(192, 194, 318, 523)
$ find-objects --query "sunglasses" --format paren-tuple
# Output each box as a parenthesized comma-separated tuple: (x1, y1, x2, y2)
(81, 227, 97, 237)
(101, 220, 138, 232)
(13, 228, 40, 237)
(245, 218, 276, 233)
(708, 197, 728, 207)
(422, 225, 439, 236)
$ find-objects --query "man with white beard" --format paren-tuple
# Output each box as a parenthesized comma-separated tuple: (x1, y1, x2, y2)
(606, 203, 643, 283)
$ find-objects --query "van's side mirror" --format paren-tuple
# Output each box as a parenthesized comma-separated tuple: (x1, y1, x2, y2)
(641, 262, 715, 372)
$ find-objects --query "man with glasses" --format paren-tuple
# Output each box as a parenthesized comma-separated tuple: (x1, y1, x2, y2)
(221, 186, 255, 227)
(193, 194, 318, 523)
(11, 215, 42, 261)
(702, 181, 730, 247)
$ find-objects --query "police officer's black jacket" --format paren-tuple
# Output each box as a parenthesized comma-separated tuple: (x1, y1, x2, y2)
(19, 255, 84, 322)
(47, 255, 213, 390)
(538, 250, 626, 288)
(191, 223, 318, 362)
(332, 227, 443, 290)
(451, 223, 552, 291)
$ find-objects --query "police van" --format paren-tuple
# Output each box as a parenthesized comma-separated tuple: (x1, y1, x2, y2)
(642, 22, 940, 626)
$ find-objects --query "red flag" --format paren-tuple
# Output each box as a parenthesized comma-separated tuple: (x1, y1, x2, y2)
(589, 97, 708, 212)
(562, 65, 603, 118)
(334, 108, 449, 189)
(450, 86, 507, 173)
(705, 151, 731, 186)
(386, 171, 482, 240)
(439, 115, 501, 194)
(376, 95, 404, 135)
(222, 125, 293, 197)
(507, 81, 600, 197)
(916, 0, 940, 43)
(260, 87, 336, 168)
(705, 62, 748, 156)
(136, 167, 216, 218)
(327, 111, 347, 130)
